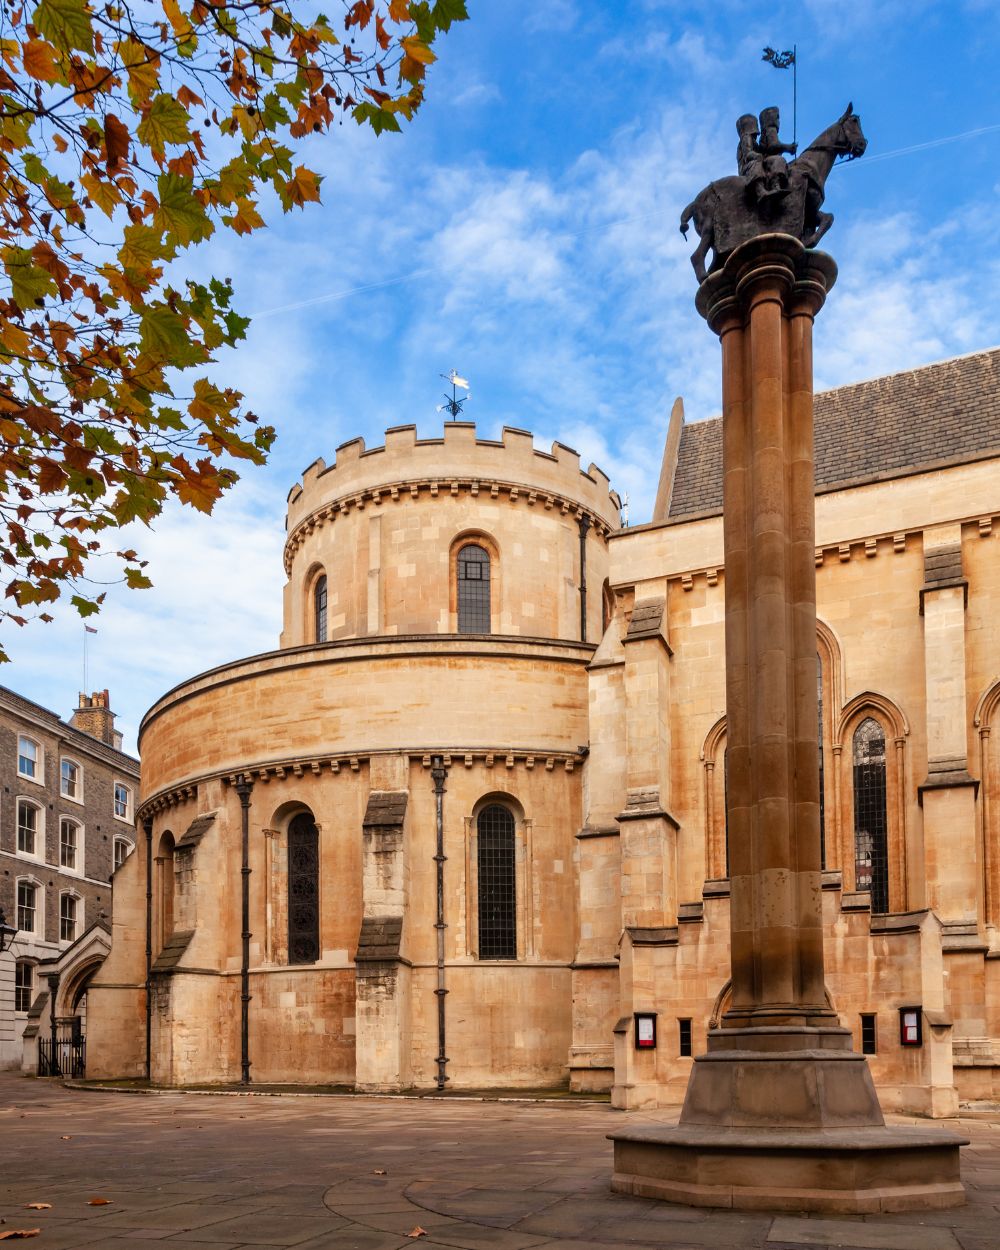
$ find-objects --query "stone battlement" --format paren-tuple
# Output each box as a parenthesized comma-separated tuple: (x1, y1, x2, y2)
(285, 422, 622, 536)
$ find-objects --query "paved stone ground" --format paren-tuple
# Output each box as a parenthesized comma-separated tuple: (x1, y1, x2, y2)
(1, 1073, 998, 1250)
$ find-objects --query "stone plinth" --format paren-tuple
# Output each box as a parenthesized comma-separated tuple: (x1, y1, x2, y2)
(609, 234, 967, 1210)
(611, 1123, 968, 1213)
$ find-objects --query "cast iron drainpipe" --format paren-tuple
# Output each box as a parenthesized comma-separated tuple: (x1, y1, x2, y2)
(234, 773, 254, 1085)
(144, 815, 153, 1081)
(431, 755, 449, 1090)
(578, 514, 591, 643)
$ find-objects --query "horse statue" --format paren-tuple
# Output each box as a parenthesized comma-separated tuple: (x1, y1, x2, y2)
(679, 104, 867, 283)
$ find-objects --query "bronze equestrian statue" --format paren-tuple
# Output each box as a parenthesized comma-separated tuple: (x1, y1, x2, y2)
(680, 103, 867, 283)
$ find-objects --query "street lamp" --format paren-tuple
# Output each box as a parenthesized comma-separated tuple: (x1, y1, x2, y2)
(0, 907, 17, 953)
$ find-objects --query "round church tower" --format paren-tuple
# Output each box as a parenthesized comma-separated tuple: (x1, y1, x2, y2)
(88, 421, 620, 1092)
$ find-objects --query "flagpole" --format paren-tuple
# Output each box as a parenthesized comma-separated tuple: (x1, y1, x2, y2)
(83, 627, 88, 694)
(793, 44, 797, 147)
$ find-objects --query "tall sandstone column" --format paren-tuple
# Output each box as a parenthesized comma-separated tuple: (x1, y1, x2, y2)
(609, 235, 967, 1213)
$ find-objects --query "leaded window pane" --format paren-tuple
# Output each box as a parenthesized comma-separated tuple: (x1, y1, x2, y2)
(314, 575, 328, 643)
(477, 804, 516, 960)
(458, 545, 491, 634)
(853, 717, 888, 915)
(287, 813, 320, 964)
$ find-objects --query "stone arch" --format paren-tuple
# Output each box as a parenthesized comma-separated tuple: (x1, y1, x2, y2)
(262, 800, 321, 966)
(304, 562, 328, 644)
(974, 678, 1000, 931)
(449, 530, 502, 634)
(701, 715, 728, 881)
(155, 830, 175, 952)
(835, 694, 909, 912)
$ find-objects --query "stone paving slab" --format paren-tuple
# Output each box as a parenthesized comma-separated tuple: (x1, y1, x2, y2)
(3, 1073, 1000, 1249)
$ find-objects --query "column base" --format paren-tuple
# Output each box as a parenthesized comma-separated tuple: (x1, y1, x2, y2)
(681, 1026, 884, 1128)
(608, 1027, 967, 1211)
(609, 1123, 968, 1213)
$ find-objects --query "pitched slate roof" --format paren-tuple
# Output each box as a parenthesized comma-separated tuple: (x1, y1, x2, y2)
(668, 348, 1000, 519)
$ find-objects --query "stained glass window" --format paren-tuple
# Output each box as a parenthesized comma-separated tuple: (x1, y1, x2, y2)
(288, 812, 320, 964)
(853, 717, 888, 914)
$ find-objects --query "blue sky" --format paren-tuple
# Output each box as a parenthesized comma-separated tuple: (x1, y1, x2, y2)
(9, 0, 1000, 753)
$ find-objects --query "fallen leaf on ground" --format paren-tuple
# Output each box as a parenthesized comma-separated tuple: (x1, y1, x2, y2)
(23, 1205, 50, 1210)
(407, 1228, 427, 1239)
(0, 1231, 42, 1240)
(60, 1135, 71, 1140)
(373, 1168, 386, 1175)
(86, 1198, 112, 1206)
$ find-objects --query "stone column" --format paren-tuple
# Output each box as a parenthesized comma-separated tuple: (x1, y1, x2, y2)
(610, 236, 966, 1213)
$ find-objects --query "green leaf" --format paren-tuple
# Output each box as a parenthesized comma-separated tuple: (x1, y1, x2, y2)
(70, 594, 100, 617)
(353, 102, 401, 135)
(408, 1, 436, 43)
(154, 173, 214, 246)
(137, 93, 192, 154)
(140, 305, 198, 365)
(431, 0, 468, 31)
(124, 567, 153, 589)
(2, 246, 57, 310)
(32, 0, 93, 54)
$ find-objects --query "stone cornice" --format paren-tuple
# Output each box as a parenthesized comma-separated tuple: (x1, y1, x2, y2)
(284, 475, 615, 574)
(137, 745, 587, 821)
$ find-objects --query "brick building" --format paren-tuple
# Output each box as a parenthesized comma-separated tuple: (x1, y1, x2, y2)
(0, 687, 139, 1069)
(85, 348, 1000, 1114)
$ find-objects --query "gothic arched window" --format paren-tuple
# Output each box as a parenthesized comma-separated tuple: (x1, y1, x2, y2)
(314, 575, 328, 643)
(853, 717, 888, 915)
(288, 812, 320, 964)
(817, 653, 826, 869)
(477, 804, 516, 959)
(457, 544, 491, 634)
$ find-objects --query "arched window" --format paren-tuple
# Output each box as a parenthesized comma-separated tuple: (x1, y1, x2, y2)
(853, 717, 888, 914)
(287, 812, 319, 964)
(457, 544, 491, 634)
(16, 799, 40, 855)
(15, 960, 34, 1012)
(60, 892, 80, 942)
(17, 880, 38, 934)
(314, 574, 328, 643)
(156, 831, 175, 950)
(477, 804, 516, 959)
(817, 653, 826, 869)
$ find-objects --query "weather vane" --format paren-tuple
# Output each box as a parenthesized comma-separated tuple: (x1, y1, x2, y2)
(762, 45, 797, 145)
(437, 369, 470, 420)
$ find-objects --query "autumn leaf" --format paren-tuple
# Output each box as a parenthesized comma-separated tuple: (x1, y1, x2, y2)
(86, 1198, 113, 1206)
(23, 1204, 52, 1210)
(104, 114, 130, 170)
(373, 1168, 387, 1175)
(137, 93, 192, 153)
(0, 1231, 42, 1240)
(0, 0, 466, 657)
(32, 0, 92, 54)
(22, 38, 61, 82)
(407, 1229, 427, 1239)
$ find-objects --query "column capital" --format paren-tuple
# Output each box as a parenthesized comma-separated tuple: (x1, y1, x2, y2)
(695, 234, 838, 337)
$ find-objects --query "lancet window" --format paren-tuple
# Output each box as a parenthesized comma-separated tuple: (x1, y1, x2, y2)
(287, 812, 320, 964)
(477, 804, 516, 959)
(853, 717, 889, 914)
(457, 544, 491, 634)
(314, 575, 328, 643)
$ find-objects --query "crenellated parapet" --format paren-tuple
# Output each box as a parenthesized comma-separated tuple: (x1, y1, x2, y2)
(284, 421, 621, 572)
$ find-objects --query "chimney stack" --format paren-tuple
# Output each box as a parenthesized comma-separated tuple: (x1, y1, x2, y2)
(70, 689, 122, 748)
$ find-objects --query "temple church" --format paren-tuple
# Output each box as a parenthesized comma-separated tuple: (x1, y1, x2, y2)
(81, 347, 1000, 1117)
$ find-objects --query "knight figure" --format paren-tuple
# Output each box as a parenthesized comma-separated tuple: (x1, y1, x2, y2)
(737, 106, 797, 209)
